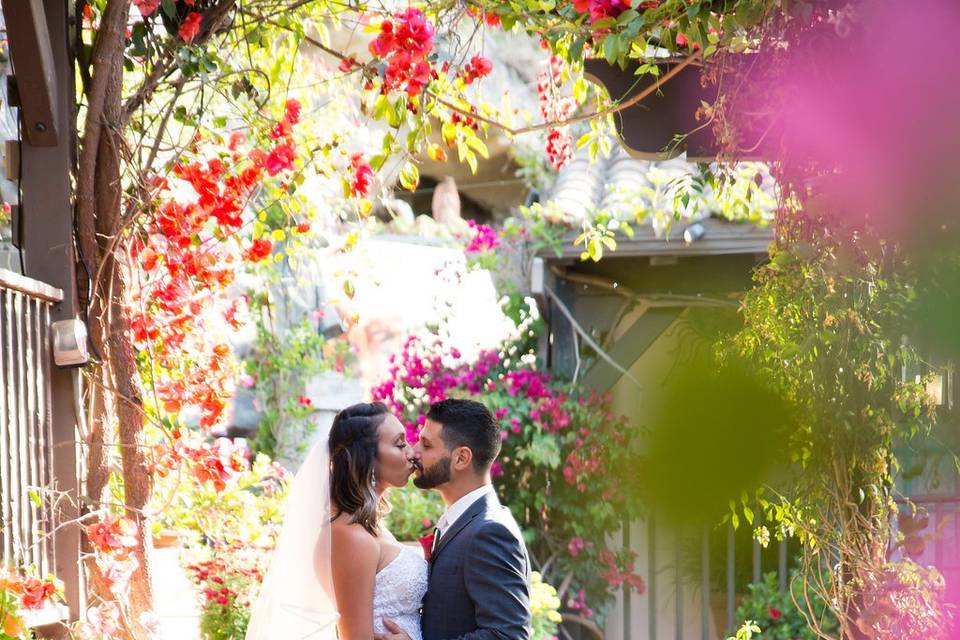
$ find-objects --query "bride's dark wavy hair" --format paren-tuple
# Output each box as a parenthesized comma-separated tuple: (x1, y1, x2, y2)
(328, 402, 390, 535)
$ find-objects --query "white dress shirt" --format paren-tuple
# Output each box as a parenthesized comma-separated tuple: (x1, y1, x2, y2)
(436, 484, 494, 541)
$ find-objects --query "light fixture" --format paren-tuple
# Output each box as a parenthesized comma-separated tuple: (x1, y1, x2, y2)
(51, 318, 90, 368)
(683, 222, 706, 244)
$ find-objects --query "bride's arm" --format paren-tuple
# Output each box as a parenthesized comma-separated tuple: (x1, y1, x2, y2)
(331, 524, 379, 640)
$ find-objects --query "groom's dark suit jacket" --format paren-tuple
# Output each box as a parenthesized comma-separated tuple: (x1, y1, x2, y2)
(421, 490, 531, 640)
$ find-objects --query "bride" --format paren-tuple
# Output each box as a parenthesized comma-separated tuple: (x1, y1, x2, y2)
(246, 402, 428, 640)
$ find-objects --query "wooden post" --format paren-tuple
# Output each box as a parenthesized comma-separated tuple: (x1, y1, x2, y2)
(16, 0, 81, 621)
(1, 0, 60, 146)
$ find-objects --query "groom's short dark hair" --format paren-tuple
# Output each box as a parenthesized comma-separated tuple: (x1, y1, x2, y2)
(427, 399, 501, 473)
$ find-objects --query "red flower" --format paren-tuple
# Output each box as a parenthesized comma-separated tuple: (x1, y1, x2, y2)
(296, 222, 311, 233)
(133, 0, 160, 17)
(368, 8, 436, 96)
(178, 12, 202, 43)
(284, 99, 302, 125)
(298, 395, 312, 407)
(769, 607, 782, 621)
(19, 577, 56, 609)
(86, 517, 139, 555)
(350, 154, 374, 197)
(461, 55, 494, 85)
(418, 533, 436, 561)
(228, 131, 246, 151)
(265, 143, 296, 176)
(338, 57, 357, 73)
(243, 238, 272, 262)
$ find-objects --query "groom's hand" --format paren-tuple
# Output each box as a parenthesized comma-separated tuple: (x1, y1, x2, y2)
(373, 618, 411, 640)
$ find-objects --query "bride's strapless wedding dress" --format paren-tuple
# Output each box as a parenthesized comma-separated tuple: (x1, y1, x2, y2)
(373, 545, 428, 640)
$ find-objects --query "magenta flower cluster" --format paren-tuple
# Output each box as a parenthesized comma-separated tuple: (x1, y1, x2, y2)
(464, 219, 500, 254)
(371, 334, 572, 455)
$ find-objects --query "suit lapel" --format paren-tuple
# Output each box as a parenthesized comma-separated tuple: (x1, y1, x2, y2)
(430, 491, 496, 564)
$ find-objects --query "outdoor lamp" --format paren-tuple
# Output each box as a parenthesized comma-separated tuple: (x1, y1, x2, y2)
(51, 318, 91, 368)
(683, 222, 706, 244)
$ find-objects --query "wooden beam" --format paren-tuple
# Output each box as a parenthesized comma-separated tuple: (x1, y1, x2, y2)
(2, 0, 60, 146)
(581, 307, 681, 392)
(18, 0, 81, 621)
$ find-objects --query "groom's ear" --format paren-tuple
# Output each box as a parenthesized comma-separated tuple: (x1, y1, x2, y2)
(452, 446, 474, 471)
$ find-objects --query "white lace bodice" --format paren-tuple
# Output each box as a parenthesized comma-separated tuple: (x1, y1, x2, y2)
(373, 545, 428, 640)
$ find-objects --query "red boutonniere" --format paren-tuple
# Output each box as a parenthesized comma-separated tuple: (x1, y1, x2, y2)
(418, 533, 435, 562)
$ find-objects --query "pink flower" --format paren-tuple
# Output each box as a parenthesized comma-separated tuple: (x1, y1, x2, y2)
(265, 142, 296, 176)
(568, 537, 586, 557)
(178, 12, 202, 43)
(83, 602, 121, 638)
(491, 462, 503, 477)
(464, 220, 499, 253)
(99, 555, 139, 597)
(237, 373, 255, 389)
(573, 0, 633, 22)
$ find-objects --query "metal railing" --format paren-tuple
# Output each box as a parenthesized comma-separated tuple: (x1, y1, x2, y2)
(619, 516, 790, 640)
(0, 268, 63, 579)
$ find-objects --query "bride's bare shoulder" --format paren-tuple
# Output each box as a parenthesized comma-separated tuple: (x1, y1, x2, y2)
(330, 515, 378, 556)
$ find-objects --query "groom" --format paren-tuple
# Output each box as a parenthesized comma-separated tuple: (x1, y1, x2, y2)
(378, 398, 532, 640)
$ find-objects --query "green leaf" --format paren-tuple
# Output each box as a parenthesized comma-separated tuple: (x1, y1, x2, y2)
(570, 37, 586, 62)
(372, 95, 391, 120)
(743, 505, 754, 525)
(28, 490, 41, 508)
(161, 0, 177, 18)
(386, 100, 403, 128)
(464, 136, 489, 159)
(602, 34, 620, 63)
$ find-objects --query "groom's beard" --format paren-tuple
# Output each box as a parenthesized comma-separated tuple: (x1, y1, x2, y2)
(413, 455, 452, 489)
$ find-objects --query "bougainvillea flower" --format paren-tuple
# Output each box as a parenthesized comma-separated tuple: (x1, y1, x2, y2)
(19, 576, 57, 609)
(243, 238, 272, 262)
(133, 0, 161, 17)
(265, 142, 296, 176)
(350, 154, 374, 197)
(178, 12, 202, 43)
(85, 516, 139, 555)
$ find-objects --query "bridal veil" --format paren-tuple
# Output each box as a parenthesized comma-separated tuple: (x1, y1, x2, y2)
(245, 434, 339, 639)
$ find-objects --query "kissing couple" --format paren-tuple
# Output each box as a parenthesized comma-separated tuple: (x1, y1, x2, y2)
(246, 398, 533, 640)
